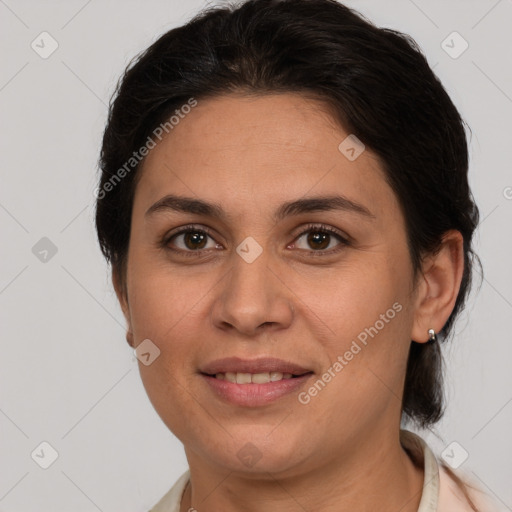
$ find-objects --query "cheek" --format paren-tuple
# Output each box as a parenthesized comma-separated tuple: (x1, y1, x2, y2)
(125, 250, 203, 389)
(127, 266, 205, 438)
(316, 257, 406, 341)
(127, 244, 207, 341)
(297, 256, 412, 410)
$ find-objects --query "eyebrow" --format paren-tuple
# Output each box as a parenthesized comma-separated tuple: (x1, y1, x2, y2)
(145, 193, 376, 221)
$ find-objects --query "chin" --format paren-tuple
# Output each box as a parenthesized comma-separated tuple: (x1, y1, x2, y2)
(200, 429, 310, 476)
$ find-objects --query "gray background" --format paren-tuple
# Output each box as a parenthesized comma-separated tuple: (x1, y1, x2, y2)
(1, 0, 511, 510)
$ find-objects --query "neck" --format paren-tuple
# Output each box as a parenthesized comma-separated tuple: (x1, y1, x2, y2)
(180, 428, 425, 512)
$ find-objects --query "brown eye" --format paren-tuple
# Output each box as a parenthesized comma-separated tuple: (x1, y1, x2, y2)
(293, 225, 348, 253)
(306, 231, 331, 250)
(165, 227, 218, 253)
(182, 231, 208, 250)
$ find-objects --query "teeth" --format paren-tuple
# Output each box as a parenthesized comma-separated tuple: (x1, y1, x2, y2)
(225, 372, 237, 383)
(214, 371, 295, 383)
(236, 372, 252, 384)
(252, 372, 271, 384)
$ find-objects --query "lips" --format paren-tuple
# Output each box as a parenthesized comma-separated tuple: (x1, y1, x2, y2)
(199, 356, 315, 406)
(200, 356, 313, 376)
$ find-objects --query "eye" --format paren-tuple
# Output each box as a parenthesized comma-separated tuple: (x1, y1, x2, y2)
(162, 223, 350, 258)
(163, 225, 220, 256)
(291, 223, 349, 255)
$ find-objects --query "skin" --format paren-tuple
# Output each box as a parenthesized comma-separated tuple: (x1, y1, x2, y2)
(113, 92, 464, 512)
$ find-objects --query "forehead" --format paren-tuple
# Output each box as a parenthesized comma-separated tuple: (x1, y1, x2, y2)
(134, 92, 397, 223)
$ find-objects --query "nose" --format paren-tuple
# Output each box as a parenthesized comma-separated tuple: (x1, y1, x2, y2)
(210, 247, 294, 337)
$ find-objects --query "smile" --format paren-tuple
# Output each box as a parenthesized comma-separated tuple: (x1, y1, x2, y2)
(200, 371, 314, 407)
(212, 371, 297, 383)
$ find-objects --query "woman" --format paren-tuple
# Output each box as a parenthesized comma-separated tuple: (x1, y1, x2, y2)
(95, 0, 500, 510)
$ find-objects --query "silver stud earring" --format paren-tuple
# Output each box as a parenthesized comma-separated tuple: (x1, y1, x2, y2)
(428, 328, 437, 343)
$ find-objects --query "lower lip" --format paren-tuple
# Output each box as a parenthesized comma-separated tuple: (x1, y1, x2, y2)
(201, 373, 314, 407)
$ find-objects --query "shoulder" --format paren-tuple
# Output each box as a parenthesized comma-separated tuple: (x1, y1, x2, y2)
(438, 463, 504, 512)
(148, 469, 190, 512)
(400, 430, 504, 512)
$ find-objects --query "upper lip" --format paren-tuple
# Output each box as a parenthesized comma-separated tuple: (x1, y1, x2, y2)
(200, 357, 313, 376)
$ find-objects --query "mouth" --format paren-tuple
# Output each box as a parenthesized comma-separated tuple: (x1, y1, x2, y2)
(199, 357, 314, 406)
(200, 356, 313, 376)
(202, 371, 312, 383)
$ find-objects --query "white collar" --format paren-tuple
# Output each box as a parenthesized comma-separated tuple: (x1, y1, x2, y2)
(400, 429, 440, 512)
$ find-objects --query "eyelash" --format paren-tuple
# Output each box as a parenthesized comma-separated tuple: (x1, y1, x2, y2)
(161, 223, 350, 259)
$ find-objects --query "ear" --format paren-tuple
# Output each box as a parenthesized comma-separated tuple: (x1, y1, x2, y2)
(411, 230, 465, 343)
(112, 265, 134, 348)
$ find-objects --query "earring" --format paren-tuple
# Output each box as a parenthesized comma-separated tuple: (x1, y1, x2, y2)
(428, 328, 437, 343)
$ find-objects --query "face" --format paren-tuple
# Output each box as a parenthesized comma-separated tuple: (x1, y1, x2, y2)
(118, 93, 421, 477)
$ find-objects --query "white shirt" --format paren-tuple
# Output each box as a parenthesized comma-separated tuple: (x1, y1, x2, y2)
(149, 429, 502, 511)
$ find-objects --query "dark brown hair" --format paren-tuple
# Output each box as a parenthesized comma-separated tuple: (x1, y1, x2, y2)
(96, 0, 480, 430)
